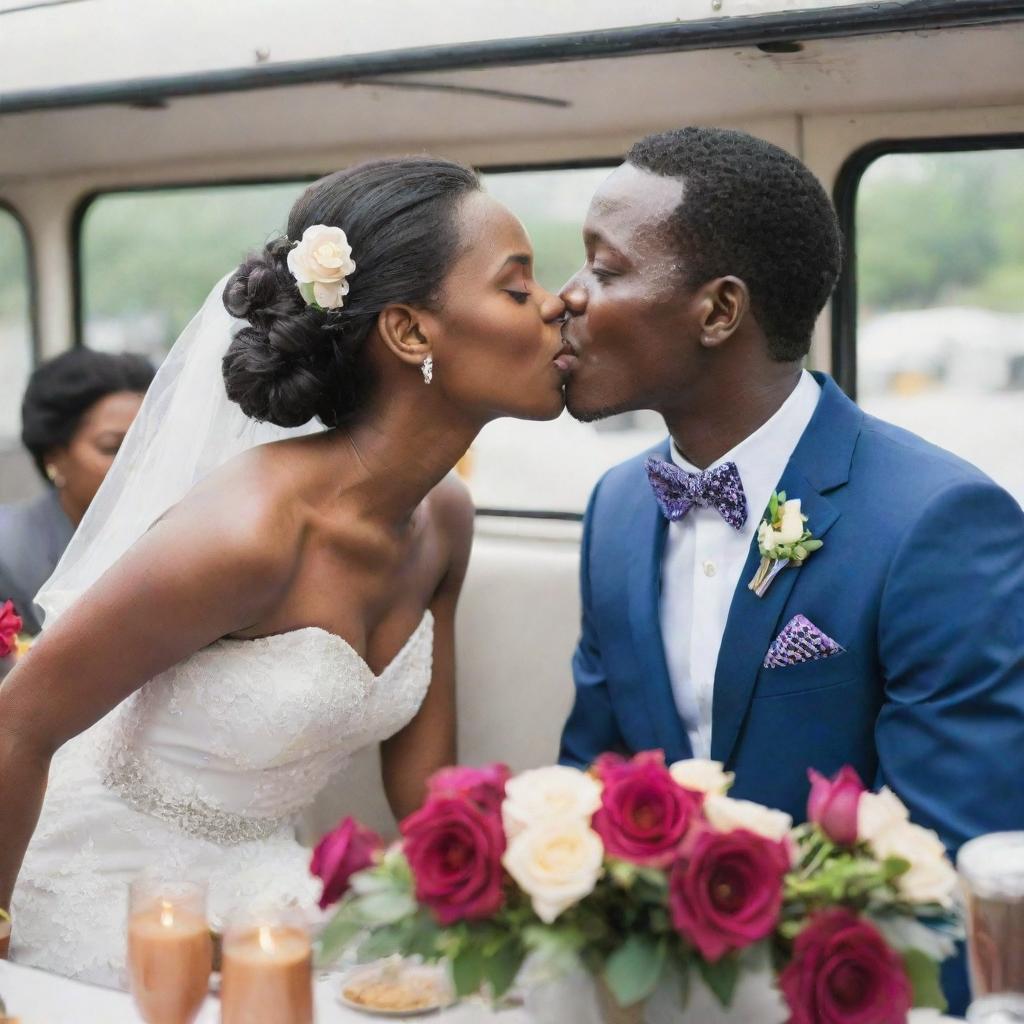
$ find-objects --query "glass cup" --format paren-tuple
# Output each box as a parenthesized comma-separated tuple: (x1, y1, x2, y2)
(127, 877, 213, 1024)
(220, 907, 313, 1024)
(959, 831, 1024, 1015)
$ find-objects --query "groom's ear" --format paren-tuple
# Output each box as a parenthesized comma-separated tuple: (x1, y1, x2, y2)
(695, 276, 749, 350)
(376, 304, 434, 367)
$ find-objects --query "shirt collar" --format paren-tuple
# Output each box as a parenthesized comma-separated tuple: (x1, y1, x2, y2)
(670, 369, 822, 528)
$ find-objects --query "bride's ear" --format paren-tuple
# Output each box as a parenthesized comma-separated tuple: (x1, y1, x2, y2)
(376, 304, 434, 370)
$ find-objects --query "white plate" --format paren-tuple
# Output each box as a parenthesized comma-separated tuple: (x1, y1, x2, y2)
(336, 961, 455, 1018)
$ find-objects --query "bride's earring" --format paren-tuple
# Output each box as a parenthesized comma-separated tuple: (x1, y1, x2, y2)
(421, 356, 433, 384)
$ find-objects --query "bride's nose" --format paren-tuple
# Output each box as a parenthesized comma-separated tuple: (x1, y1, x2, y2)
(539, 289, 566, 324)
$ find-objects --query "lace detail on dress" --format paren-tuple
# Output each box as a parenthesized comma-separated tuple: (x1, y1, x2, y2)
(11, 612, 434, 987)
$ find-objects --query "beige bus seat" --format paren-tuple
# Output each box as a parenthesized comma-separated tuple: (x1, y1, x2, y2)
(298, 521, 581, 842)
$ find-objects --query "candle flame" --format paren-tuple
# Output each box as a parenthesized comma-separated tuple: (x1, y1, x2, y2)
(159, 901, 175, 928)
(258, 925, 276, 954)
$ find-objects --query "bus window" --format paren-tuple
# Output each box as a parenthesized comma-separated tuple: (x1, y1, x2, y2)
(78, 182, 307, 361)
(467, 166, 666, 517)
(0, 206, 34, 501)
(855, 147, 1024, 504)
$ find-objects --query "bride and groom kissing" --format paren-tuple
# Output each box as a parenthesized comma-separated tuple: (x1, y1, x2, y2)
(0, 127, 1021, 1013)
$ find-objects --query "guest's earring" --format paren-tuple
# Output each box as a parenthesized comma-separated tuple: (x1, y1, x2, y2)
(46, 464, 66, 488)
(421, 356, 433, 384)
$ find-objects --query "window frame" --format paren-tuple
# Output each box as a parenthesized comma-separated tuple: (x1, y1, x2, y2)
(831, 131, 1024, 400)
(70, 160, 623, 522)
(0, 197, 41, 365)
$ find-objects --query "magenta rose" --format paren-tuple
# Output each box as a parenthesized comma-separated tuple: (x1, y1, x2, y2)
(669, 826, 789, 961)
(807, 766, 865, 846)
(0, 600, 22, 659)
(310, 817, 384, 909)
(592, 750, 702, 867)
(427, 763, 510, 814)
(401, 796, 506, 925)
(780, 909, 912, 1024)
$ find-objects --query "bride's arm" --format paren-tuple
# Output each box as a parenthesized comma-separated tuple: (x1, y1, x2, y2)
(380, 479, 474, 821)
(0, 494, 295, 912)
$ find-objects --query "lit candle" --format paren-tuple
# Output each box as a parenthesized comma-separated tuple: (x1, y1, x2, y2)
(220, 922, 313, 1024)
(127, 881, 212, 1024)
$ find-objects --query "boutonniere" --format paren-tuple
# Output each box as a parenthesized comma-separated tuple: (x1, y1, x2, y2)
(747, 491, 823, 598)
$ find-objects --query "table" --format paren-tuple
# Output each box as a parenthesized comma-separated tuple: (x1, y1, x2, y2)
(0, 960, 963, 1023)
(0, 960, 527, 1023)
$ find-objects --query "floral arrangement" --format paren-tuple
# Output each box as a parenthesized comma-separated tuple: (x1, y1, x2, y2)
(311, 754, 960, 1022)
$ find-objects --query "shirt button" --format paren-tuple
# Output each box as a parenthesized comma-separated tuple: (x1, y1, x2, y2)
(703, 560, 717, 578)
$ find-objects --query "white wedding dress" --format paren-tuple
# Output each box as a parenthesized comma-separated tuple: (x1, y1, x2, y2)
(10, 612, 434, 989)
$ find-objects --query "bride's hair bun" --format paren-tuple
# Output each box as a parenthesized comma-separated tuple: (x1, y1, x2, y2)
(221, 157, 480, 429)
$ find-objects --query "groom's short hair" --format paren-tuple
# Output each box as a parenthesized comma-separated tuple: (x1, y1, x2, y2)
(627, 127, 843, 362)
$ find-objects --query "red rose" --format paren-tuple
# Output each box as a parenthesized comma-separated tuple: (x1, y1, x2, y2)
(310, 817, 384, 909)
(807, 766, 865, 846)
(669, 826, 789, 961)
(780, 909, 912, 1024)
(401, 796, 506, 925)
(592, 750, 702, 867)
(0, 600, 23, 659)
(427, 763, 510, 814)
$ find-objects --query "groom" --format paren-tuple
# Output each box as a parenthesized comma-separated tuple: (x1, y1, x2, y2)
(557, 127, 1024, 1011)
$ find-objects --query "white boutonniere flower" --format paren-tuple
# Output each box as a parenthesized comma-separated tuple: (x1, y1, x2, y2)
(747, 491, 823, 598)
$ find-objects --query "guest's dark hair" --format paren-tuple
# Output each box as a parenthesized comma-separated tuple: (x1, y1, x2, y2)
(222, 157, 481, 428)
(627, 127, 843, 361)
(21, 348, 155, 481)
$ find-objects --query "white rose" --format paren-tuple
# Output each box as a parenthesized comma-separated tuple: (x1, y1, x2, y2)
(858, 787, 910, 845)
(503, 819, 604, 924)
(502, 765, 603, 840)
(703, 795, 793, 842)
(287, 224, 356, 309)
(758, 520, 780, 551)
(777, 499, 804, 544)
(872, 821, 958, 908)
(669, 758, 734, 796)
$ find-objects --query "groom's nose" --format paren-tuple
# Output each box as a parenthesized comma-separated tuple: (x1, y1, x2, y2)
(560, 280, 587, 316)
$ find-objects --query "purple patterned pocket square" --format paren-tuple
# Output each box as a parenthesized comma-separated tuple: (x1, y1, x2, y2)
(763, 614, 845, 668)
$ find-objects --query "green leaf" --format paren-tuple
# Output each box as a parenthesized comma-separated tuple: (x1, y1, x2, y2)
(451, 944, 486, 997)
(356, 923, 406, 962)
(902, 948, 947, 1011)
(697, 955, 740, 1008)
(777, 490, 786, 505)
(604, 935, 666, 1007)
(316, 915, 363, 966)
(482, 940, 526, 999)
(768, 492, 779, 521)
(356, 890, 416, 924)
(802, 539, 824, 552)
(404, 913, 443, 960)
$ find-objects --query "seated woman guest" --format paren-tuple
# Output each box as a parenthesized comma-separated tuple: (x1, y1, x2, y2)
(0, 348, 154, 634)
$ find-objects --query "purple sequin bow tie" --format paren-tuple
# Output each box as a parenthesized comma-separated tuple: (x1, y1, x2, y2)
(645, 456, 748, 530)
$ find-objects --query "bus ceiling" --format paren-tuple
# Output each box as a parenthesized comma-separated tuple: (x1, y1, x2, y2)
(1, 0, 1024, 178)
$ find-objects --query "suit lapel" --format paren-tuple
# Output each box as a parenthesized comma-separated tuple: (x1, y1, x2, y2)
(627, 442, 693, 762)
(710, 374, 862, 767)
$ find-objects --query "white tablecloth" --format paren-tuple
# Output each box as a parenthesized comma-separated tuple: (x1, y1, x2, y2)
(0, 960, 526, 1023)
(0, 960, 963, 1023)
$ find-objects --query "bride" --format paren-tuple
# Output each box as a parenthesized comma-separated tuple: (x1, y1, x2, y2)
(0, 156, 570, 987)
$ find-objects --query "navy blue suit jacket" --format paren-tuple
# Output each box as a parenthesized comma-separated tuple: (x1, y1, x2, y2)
(560, 374, 1024, 1013)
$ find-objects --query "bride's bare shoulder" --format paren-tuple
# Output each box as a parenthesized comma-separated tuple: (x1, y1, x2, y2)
(150, 441, 309, 570)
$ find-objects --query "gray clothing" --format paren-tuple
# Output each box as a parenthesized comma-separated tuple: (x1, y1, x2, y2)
(0, 488, 74, 635)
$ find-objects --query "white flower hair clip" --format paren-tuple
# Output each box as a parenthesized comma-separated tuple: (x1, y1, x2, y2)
(286, 224, 356, 311)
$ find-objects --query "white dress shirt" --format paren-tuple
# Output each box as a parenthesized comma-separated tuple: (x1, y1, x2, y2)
(659, 370, 821, 759)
